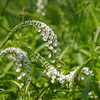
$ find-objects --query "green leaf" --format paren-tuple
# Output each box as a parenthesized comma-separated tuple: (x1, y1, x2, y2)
(0, 89, 17, 95)
(83, 75, 92, 100)
(10, 80, 22, 89)
(35, 85, 49, 100)
(0, 62, 13, 78)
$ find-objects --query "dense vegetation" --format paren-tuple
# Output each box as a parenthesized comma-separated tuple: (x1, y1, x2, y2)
(0, 0, 100, 100)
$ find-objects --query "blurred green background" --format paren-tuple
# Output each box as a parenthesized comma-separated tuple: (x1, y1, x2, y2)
(0, 0, 100, 99)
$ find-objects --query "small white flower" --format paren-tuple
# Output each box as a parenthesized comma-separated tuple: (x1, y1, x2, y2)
(49, 36, 53, 40)
(65, 74, 70, 81)
(81, 76, 84, 80)
(20, 72, 26, 77)
(48, 53, 52, 58)
(42, 12, 45, 16)
(51, 60, 55, 63)
(48, 46, 53, 50)
(26, 75, 31, 80)
(51, 79, 55, 83)
(24, 65, 31, 69)
(40, 5, 44, 9)
(8, 55, 16, 61)
(46, 71, 51, 77)
(43, 36, 47, 41)
(88, 92, 92, 95)
(17, 76, 22, 80)
(53, 43, 58, 47)
(46, 44, 49, 47)
(52, 75, 56, 80)
(53, 49, 57, 53)
(48, 40, 53, 44)
(19, 63, 22, 67)
(38, 29, 41, 32)
(56, 55, 59, 59)
(21, 83, 24, 87)
(16, 68, 21, 72)
(57, 64, 61, 67)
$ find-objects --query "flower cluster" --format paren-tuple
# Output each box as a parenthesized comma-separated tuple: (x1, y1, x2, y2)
(44, 65, 94, 85)
(0, 47, 94, 87)
(0, 20, 94, 89)
(88, 91, 98, 99)
(44, 66, 79, 84)
(0, 47, 31, 86)
(31, 20, 61, 66)
(0, 20, 61, 68)
(77, 67, 94, 81)
(36, 0, 47, 16)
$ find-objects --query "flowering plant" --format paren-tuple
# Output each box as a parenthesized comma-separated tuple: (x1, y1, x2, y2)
(0, 20, 97, 99)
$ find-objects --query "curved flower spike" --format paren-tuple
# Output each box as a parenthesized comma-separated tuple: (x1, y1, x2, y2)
(0, 20, 61, 66)
(0, 47, 31, 85)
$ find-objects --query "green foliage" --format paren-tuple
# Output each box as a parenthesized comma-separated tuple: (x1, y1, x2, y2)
(0, 0, 100, 99)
